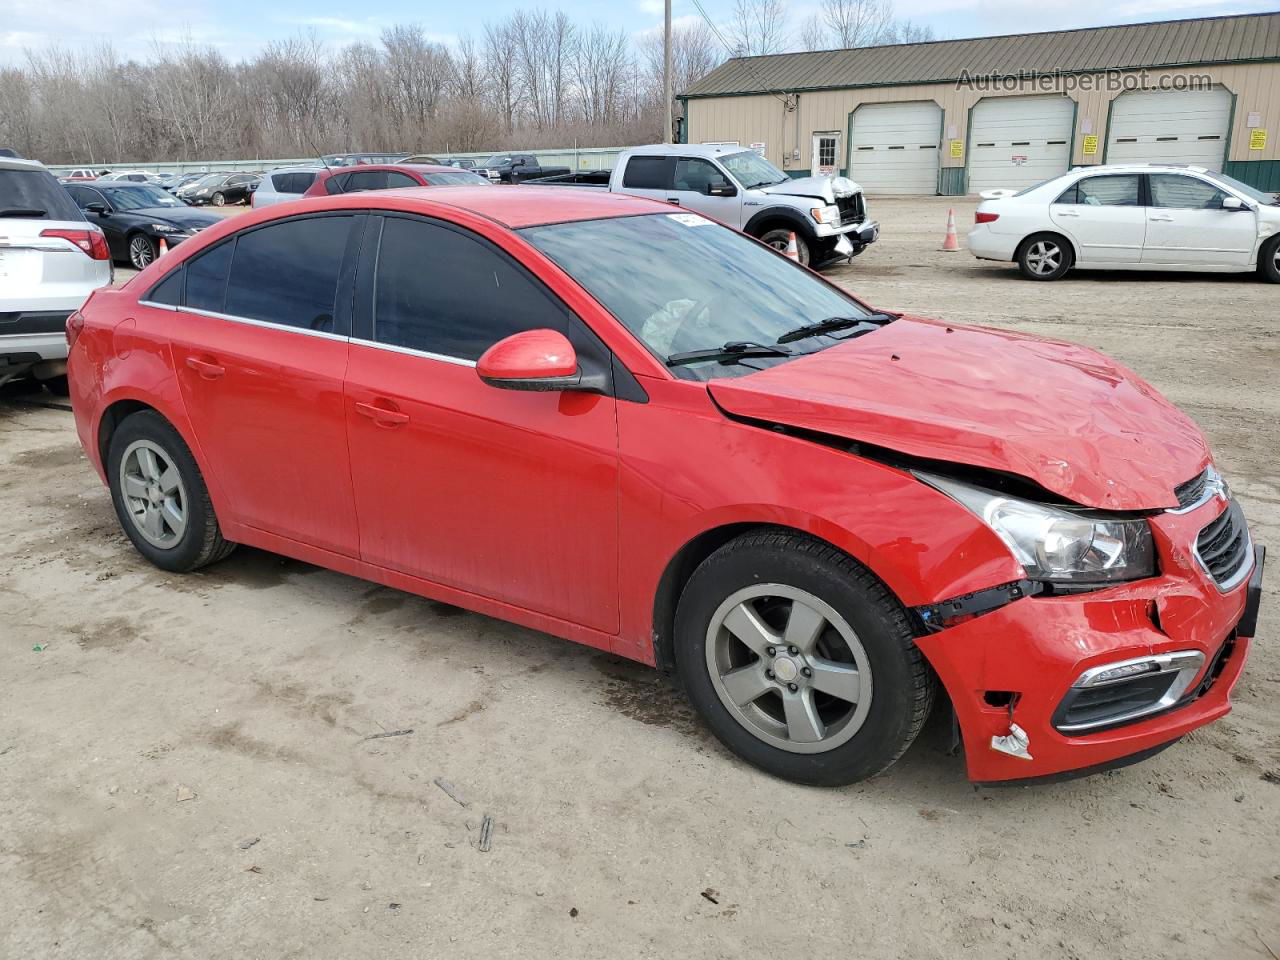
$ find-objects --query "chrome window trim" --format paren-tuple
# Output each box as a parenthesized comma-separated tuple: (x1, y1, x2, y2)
(137, 301, 349, 342)
(1057, 649, 1206, 734)
(349, 336, 477, 368)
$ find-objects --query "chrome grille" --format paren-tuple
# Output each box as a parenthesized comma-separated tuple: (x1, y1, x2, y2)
(1195, 500, 1252, 590)
(1174, 469, 1209, 510)
(835, 194, 864, 226)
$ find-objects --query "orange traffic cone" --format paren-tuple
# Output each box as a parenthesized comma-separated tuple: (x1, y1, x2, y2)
(941, 208, 959, 251)
(158, 236, 169, 257)
(784, 231, 800, 261)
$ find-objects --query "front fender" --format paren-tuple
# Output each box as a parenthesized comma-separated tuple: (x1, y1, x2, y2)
(743, 205, 817, 240)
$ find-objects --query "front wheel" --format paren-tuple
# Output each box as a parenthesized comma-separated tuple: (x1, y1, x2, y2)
(675, 531, 934, 786)
(128, 233, 157, 269)
(211, 192, 226, 207)
(107, 411, 236, 572)
(1017, 233, 1073, 280)
(758, 228, 810, 267)
(1259, 235, 1280, 283)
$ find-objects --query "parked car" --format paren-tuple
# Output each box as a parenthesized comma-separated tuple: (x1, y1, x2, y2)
(969, 163, 1280, 282)
(253, 166, 324, 208)
(472, 153, 571, 184)
(533, 144, 878, 267)
(178, 173, 260, 206)
(438, 157, 478, 169)
(66, 181, 221, 269)
(99, 170, 158, 183)
(63, 168, 106, 182)
(66, 186, 1263, 787)
(1, 154, 111, 393)
(320, 152, 409, 167)
(398, 154, 444, 165)
(165, 173, 206, 194)
(300, 164, 490, 198)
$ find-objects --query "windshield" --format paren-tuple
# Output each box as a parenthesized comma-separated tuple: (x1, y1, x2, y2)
(720, 150, 788, 189)
(102, 185, 182, 209)
(422, 171, 490, 186)
(483, 155, 511, 166)
(522, 212, 880, 381)
(194, 174, 224, 187)
(1211, 171, 1278, 205)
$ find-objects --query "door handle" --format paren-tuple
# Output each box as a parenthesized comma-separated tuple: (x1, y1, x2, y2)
(355, 400, 409, 427)
(666, 198, 681, 205)
(1149, 215, 1174, 222)
(1056, 210, 1080, 217)
(185, 356, 225, 380)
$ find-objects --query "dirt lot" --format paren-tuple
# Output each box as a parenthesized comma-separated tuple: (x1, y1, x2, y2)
(3, 196, 1278, 959)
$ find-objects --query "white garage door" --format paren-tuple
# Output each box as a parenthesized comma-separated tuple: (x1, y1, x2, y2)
(967, 95, 1074, 193)
(1106, 88, 1232, 170)
(849, 101, 941, 195)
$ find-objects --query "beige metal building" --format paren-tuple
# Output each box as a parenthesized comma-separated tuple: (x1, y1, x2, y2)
(679, 12, 1280, 195)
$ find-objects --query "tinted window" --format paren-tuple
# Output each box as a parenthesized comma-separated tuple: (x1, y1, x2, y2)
(225, 216, 352, 333)
(1150, 174, 1227, 209)
(385, 172, 419, 188)
(185, 241, 233, 313)
(0, 169, 85, 220)
(272, 171, 316, 194)
(325, 173, 349, 195)
(673, 158, 730, 194)
(345, 171, 379, 191)
(147, 267, 184, 306)
(373, 216, 580, 361)
(1074, 175, 1140, 207)
(622, 156, 673, 190)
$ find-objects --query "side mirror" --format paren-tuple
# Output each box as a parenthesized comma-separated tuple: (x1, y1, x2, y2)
(1221, 196, 1247, 211)
(86, 202, 107, 215)
(707, 183, 737, 197)
(477, 329, 582, 392)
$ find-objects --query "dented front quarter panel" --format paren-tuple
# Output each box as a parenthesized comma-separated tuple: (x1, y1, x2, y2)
(919, 499, 1251, 783)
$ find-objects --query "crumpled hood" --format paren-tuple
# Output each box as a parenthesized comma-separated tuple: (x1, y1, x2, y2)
(759, 175, 862, 203)
(707, 316, 1210, 510)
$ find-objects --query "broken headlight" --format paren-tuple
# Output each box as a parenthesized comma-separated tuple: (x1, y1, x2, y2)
(919, 473, 1156, 585)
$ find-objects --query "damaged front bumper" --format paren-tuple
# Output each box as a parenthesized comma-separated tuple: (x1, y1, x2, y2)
(916, 500, 1264, 785)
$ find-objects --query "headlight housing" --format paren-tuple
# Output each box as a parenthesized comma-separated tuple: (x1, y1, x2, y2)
(150, 223, 180, 232)
(919, 473, 1156, 585)
(810, 204, 840, 224)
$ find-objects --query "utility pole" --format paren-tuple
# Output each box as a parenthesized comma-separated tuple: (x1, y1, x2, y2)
(663, 0, 673, 143)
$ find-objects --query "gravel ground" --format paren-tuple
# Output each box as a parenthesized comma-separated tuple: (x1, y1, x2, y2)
(3, 196, 1278, 959)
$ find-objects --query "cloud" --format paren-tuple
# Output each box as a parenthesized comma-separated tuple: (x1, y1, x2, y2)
(278, 16, 385, 36)
(635, 13, 705, 40)
(638, 0, 666, 13)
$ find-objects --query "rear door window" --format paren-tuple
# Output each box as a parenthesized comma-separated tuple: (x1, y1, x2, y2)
(622, 156, 674, 190)
(185, 241, 234, 313)
(0, 168, 85, 221)
(1071, 175, 1141, 207)
(344, 171, 389, 192)
(225, 216, 353, 334)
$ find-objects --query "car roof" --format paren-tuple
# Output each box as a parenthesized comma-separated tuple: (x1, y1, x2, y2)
(321, 163, 463, 175)
(372, 184, 670, 227)
(1065, 163, 1215, 176)
(622, 143, 754, 159)
(265, 165, 324, 175)
(0, 156, 47, 172)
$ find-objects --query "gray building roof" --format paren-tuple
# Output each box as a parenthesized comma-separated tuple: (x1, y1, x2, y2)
(683, 11, 1280, 98)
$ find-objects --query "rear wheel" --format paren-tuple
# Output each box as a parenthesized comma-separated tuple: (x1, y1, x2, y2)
(1259, 235, 1280, 283)
(1017, 233, 1073, 280)
(211, 192, 226, 207)
(758, 228, 810, 267)
(675, 531, 934, 785)
(107, 411, 236, 572)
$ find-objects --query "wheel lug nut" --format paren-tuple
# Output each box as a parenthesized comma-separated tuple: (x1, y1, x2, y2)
(788, 683, 798, 692)
(766, 646, 776, 657)
(788, 646, 799, 655)
(801, 667, 812, 677)
(765, 669, 774, 680)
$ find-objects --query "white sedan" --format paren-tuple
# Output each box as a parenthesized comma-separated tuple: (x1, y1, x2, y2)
(968, 163, 1280, 282)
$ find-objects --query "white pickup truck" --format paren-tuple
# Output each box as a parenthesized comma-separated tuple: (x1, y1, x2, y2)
(529, 144, 879, 267)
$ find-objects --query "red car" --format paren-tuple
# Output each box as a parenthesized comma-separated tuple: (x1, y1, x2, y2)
(300, 163, 490, 198)
(66, 187, 1264, 787)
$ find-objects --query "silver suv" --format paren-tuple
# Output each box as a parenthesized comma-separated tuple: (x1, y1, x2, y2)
(253, 166, 323, 208)
(1, 155, 112, 393)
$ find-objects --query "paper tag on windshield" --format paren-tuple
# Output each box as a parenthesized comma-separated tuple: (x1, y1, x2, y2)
(667, 213, 710, 227)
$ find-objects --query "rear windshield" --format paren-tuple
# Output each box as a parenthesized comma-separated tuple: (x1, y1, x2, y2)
(0, 169, 85, 220)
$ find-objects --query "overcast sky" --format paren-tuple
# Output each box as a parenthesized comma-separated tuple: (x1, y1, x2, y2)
(1, 0, 1274, 64)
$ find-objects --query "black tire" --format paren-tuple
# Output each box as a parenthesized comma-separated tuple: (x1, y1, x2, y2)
(675, 530, 934, 786)
(211, 192, 226, 207)
(758, 228, 811, 267)
(1259, 235, 1280, 283)
(107, 410, 236, 572)
(1016, 232, 1073, 280)
(128, 233, 157, 270)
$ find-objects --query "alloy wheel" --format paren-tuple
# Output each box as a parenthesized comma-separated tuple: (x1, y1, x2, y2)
(1025, 240, 1061, 276)
(705, 583, 873, 754)
(119, 439, 187, 549)
(212, 192, 225, 206)
(129, 235, 155, 269)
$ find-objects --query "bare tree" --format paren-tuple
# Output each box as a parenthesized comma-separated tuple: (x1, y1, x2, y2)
(726, 0, 790, 57)
(799, 0, 938, 50)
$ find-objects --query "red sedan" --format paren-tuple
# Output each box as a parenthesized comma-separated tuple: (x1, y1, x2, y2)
(66, 186, 1264, 786)
(300, 163, 489, 197)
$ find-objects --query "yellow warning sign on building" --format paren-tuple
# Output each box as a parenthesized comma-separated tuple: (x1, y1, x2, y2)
(949, 140, 963, 158)
(1082, 135, 1099, 155)
(1250, 129, 1268, 151)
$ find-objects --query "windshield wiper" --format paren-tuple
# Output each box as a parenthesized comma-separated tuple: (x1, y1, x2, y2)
(666, 341, 792, 367)
(0, 208, 47, 218)
(776, 312, 896, 344)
